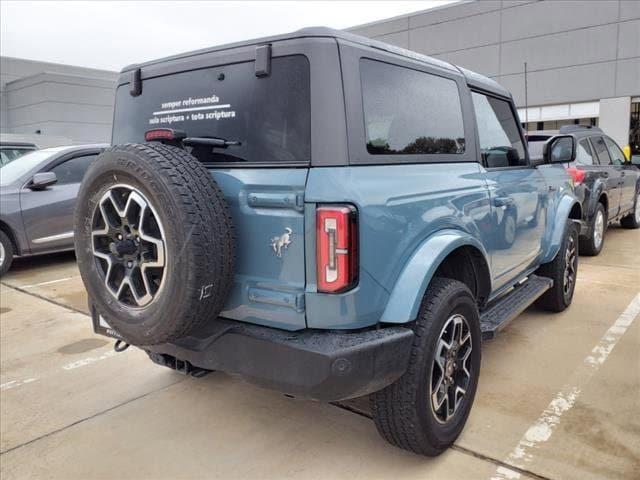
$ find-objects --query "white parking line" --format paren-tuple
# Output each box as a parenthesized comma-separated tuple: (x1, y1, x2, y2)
(2, 349, 123, 393)
(61, 350, 118, 370)
(0, 377, 38, 391)
(21, 276, 78, 289)
(490, 292, 640, 480)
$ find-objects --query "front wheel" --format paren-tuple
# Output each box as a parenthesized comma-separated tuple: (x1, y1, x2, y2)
(620, 193, 640, 229)
(536, 221, 579, 312)
(370, 277, 481, 456)
(0, 230, 14, 277)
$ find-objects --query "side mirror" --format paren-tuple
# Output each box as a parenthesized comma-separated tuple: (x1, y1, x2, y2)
(543, 135, 575, 164)
(30, 172, 57, 190)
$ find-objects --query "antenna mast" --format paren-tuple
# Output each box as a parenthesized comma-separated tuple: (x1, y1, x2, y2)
(524, 62, 529, 130)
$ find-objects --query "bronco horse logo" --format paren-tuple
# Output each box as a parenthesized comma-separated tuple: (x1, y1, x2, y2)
(271, 228, 293, 258)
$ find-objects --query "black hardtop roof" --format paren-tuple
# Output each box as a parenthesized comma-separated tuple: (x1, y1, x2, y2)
(121, 26, 509, 98)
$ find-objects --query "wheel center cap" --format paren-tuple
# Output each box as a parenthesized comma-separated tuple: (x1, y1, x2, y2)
(110, 239, 137, 257)
(445, 359, 455, 377)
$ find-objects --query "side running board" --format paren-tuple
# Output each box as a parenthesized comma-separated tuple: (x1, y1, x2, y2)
(480, 274, 553, 340)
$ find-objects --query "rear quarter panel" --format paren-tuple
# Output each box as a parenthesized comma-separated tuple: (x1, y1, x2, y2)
(304, 162, 493, 329)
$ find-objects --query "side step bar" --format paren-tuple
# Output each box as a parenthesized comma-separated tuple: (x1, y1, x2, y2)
(480, 274, 553, 340)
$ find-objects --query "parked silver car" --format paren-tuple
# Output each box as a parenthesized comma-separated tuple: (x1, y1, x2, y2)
(0, 141, 38, 166)
(0, 144, 108, 275)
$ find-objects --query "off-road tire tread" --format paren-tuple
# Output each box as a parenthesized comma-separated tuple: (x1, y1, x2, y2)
(370, 277, 478, 456)
(76, 142, 235, 345)
(536, 221, 578, 312)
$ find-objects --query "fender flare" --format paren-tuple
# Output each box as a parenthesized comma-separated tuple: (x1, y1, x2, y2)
(541, 194, 581, 264)
(586, 181, 607, 221)
(379, 229, 491, 324)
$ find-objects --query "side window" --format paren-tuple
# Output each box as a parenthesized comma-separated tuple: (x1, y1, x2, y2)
(590, 136, 611, 165)
(471, 92, 526, 168)
(576, 139, 595, 165)
(360, 59, 465, 156)
(604, 137, 625, 165)
(50, 154, 98, 185)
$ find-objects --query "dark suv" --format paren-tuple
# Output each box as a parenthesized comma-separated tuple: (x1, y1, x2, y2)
(75, 27, 583, 456)
(528, 126, 640, 255)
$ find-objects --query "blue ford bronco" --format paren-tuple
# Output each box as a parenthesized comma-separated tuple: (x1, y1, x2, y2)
(75, 28, 582, 456)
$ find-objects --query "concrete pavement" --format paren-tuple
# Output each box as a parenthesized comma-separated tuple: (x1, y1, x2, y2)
(1, 226, 638, 479)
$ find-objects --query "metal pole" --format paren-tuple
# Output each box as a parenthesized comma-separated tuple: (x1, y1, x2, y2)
(524, 62, 529, 130)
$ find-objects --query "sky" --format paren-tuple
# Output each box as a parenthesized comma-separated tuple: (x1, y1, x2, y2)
(1, 1, 456, 71)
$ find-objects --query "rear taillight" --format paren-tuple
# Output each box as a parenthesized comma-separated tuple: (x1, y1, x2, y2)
(566, 166, 585, 185)
(316, 205, 358, 293)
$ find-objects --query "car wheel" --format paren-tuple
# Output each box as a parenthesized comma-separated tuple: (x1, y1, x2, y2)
(75, 143, 235, 345)
(580, 203, 606, 256)
(370, 277, 481, 456)
(0, 230, 14, 277)
(620, 193, 640, 229)
(536, 221, 579, 312)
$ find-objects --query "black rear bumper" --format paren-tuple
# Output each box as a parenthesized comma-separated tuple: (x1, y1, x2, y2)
(94, 312, 414, 402)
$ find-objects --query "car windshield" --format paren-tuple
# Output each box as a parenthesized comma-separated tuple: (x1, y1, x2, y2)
(0, 147, 66, 186)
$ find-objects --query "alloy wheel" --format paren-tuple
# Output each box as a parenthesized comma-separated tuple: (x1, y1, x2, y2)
(430, 313, 473, 424)
(91, 184, 166, 308)
(0, 242, 5, 267)
(563, 234, 577, 297)
(635, 194, 640, 223)
(593, 210, 604, 250)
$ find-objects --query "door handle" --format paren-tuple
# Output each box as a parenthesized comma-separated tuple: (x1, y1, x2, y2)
(493, 197, 514, 208)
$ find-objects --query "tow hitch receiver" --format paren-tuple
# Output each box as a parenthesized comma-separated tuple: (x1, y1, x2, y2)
(147, 352, 212, 378)
(114, 340, 130, 352)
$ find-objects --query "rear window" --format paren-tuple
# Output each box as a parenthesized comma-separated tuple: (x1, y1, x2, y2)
(112, 55, 310, 164)
(360, 59, 465, 156)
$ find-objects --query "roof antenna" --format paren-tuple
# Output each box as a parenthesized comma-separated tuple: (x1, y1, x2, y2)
(524, 62, 529, 132)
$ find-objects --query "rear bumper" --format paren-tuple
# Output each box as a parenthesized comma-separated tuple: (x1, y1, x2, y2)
(93, 311, 414, 402)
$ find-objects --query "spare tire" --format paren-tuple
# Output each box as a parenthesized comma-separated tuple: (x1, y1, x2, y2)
(75, 143, 235, 345)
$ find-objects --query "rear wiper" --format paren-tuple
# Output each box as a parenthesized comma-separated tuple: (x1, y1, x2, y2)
(183, 136, 241, 149)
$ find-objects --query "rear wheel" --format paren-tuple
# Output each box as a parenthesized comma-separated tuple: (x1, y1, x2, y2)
(580, 203, 606, 256)
(620, 193, 640, 229)
(371, 278, 481, 456)
(536, 221, 579, 312)
(75, 143, 235, 345)
(0, 230, 14, 277)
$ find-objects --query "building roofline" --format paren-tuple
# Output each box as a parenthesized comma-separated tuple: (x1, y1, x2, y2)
(1, 55, 117, 76)
(5, 71, 117, 90)
(345, 0, 468, 32)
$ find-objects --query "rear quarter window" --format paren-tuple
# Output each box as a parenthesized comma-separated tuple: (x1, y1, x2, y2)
(360, 59, 465, 156)
(112, 55, 310, 165)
